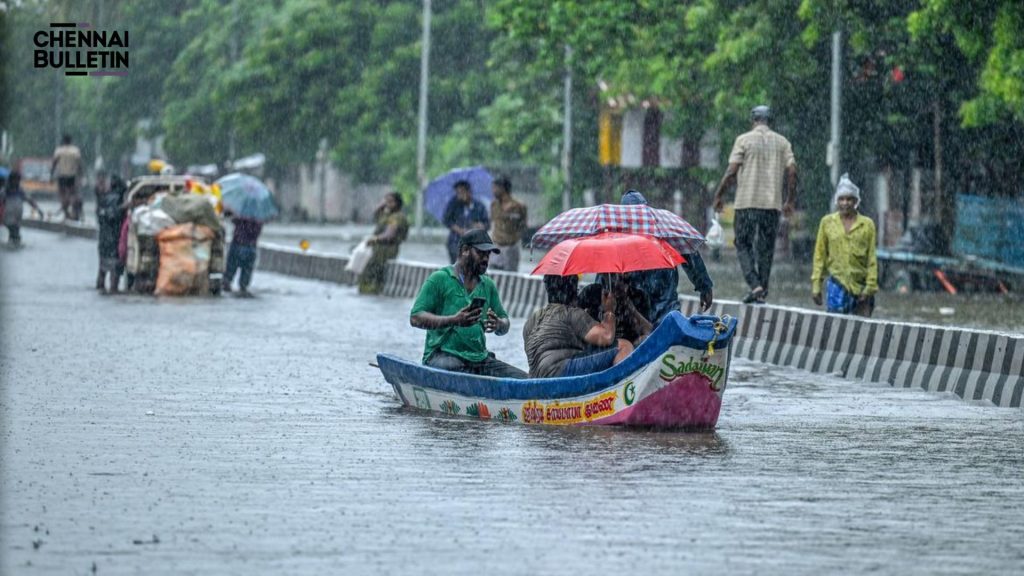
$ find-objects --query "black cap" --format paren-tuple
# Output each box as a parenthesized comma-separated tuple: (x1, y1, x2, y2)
(459, 229, 500, 253)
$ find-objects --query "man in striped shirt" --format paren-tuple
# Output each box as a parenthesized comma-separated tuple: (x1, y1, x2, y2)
(713, 106, 798, 304)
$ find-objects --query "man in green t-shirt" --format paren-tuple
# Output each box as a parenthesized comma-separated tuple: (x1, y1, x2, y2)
(410, 229, 528, 378)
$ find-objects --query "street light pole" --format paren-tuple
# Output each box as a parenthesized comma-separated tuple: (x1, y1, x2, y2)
(828, 29, 842, 187)
(561, 44, 573, 212)
(414, 0, 432, 231)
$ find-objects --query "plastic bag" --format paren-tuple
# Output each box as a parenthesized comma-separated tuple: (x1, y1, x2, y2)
(706, 214, 724, 247)
(345, 237, 374, 275)
(132, 204, 177, 236)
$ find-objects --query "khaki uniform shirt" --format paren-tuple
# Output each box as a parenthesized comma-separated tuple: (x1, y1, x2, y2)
(53, 145, 83, 177)
(489, 197, 527, 246)
(728, 126, 795, 210)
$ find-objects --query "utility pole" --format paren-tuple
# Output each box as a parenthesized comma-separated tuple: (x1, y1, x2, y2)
(561, 44, 573, 212)
(93, 0, 105, 172)
(828, 30, 842, 187)
(228, 0, 239, 165)
(414, 0, 432, 231)
(317, 138, 328, 224)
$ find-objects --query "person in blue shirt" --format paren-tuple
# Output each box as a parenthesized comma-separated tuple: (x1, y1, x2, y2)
(619, 190, 714, 322)
(442, 179, 489, 264)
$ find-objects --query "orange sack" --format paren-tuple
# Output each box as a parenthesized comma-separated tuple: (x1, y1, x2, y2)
(155, 223, 215, 296)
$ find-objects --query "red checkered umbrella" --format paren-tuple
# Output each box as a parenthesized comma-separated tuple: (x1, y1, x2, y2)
(530, 203, 705, 254)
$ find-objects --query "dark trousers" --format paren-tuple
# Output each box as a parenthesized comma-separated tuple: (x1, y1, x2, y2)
(225, 243, 257, 289)
(6, 225, 20, 245)
(734, 208, 780, 291)
(426, 350, 528, 379)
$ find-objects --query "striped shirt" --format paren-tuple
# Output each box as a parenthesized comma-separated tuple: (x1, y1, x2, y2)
(728, 125, 795, 211)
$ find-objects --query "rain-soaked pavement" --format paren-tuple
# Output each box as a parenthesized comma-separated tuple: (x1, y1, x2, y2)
(1, 229, 1022, 575)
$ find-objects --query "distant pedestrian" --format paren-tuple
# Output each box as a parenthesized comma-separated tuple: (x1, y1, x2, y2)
(223, 214, 264, 296)
(442, 179, 489, 264)
(95, 171, 126, 293)
(811, 174, 878, 317)
(713, 105, 797, 304)
(359, 192, 409, 294)
(2, 171, 42, 247)
(487, 175, 527, 272)
(51, 134, 84, 221)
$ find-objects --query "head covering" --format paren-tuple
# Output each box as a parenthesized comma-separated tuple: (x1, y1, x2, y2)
(750, 105, 772, 122)
(620, 189, 648, 205)
(834, 173, 860, 206)
(459, 229, 501, 253)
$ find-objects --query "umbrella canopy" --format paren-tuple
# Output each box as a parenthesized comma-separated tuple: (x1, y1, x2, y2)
(423, 166, 493, 223)
(531, 203, 705, 254)
(214, 173, 279, 222)
(531, 232, 685, 276)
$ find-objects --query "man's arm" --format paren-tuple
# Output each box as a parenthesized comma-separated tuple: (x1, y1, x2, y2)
(411, 307, 479, 330)
(811, 218, 828, 305)
(783, 164, 798, 216)
(583, 290, 618, 347)
(712, 163, 740, 212)
(680, 252, 714, 311)
(863, 221, 879, 297)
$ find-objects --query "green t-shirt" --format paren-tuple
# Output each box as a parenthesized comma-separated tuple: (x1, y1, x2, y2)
(410, 266, 509, 364)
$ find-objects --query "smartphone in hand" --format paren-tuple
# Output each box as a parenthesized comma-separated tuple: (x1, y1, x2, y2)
(469, 297, 487, 311)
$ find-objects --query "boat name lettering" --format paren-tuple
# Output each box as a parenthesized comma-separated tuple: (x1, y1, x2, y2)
(522, 401, 545, 424)
(521, 392, 618, 426)
(659, 354, 724, 386)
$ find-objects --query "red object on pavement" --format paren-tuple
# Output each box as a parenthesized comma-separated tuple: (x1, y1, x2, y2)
(531, 232, 686, 276)
(530, 203, 705, 255)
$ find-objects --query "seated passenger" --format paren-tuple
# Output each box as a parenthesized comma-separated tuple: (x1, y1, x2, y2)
(523, 274, 634, 378)
(410, 229, 527, 378)
(578, 273, 653, 346)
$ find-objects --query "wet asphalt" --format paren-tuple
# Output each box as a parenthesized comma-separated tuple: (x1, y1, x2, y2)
(1, 229, 1022, 575)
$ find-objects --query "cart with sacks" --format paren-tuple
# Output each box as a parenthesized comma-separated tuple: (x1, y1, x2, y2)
(123, 175, 226, 296)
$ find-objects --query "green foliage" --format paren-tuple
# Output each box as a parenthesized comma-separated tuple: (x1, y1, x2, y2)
(1, 0, 1021, 212)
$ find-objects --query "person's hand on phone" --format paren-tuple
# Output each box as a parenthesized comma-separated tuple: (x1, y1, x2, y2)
(483, 309, 499, 333)
(453, 304, 482, 327)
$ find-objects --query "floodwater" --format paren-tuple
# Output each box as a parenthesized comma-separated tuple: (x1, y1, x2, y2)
(1, 229, 1022, 575)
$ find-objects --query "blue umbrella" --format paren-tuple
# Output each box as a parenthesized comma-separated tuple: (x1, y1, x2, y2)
(423, 166, 493, 223)
(215, 173, 279, 222)
(0, 166, 9, 180)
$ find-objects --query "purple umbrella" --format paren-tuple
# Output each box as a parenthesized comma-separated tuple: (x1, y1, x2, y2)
(423, 166, 493, 223)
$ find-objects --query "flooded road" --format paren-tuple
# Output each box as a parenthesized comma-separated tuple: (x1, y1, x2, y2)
(2, 229, 1023, 575)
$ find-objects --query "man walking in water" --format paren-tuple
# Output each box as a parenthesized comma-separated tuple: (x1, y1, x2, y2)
(712, 105, 797, 304)
(51, 134, 84, 221)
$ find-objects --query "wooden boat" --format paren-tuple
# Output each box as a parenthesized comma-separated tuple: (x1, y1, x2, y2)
(377, 312, 739, 429)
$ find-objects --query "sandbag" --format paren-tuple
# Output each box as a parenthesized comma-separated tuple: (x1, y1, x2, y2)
(155, 223, 215, 296)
